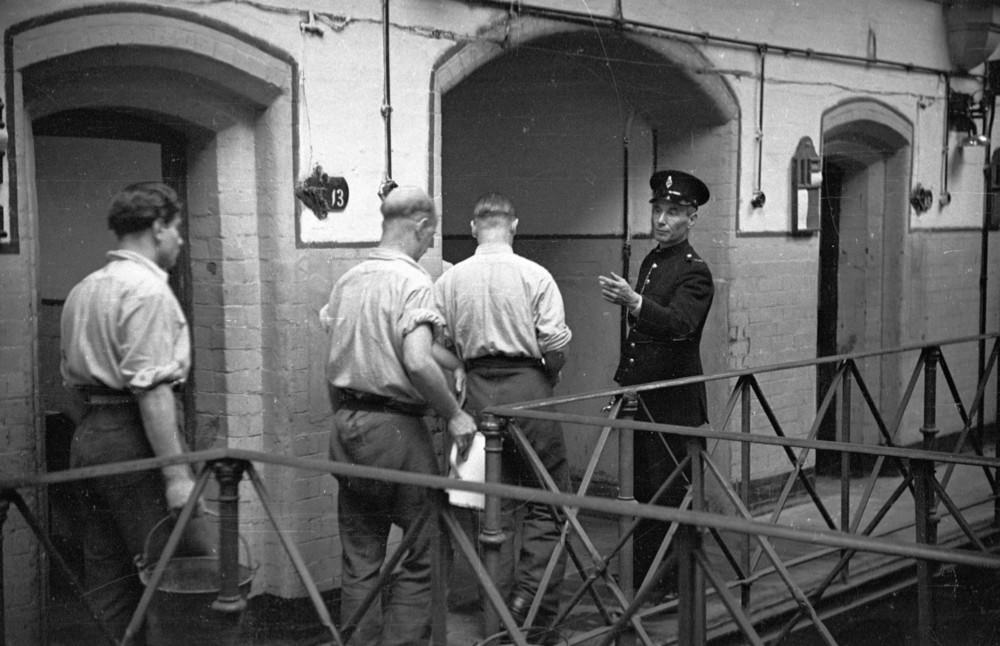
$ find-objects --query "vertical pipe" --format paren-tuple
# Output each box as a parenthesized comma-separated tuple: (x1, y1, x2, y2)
(381, 0, 393, 184)
(753, 47, 766, 200)
(478, 413, 507, 637)
(977, 71, 995, 447)
(620, 110, 635, 352)
(941, 76, 952, 207)
(617, 392, 637, 624)
(212, 460, 247, 612)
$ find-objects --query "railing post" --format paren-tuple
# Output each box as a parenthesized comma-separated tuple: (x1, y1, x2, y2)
(0, 496, 8, 646)
(920, 347, 941, 546)
(739, 377, 751, 609)
(913, 458, 936, 646)
(839, 362, 852, 583)
(995, 344, 1000, 528)
(676, 437, 705, 646)
(618, 392, 637, 608)
(212, 459, 247, 612)
(915, 345, 940, 646)
(478, 413, 507, 637)
(430, 491, 448, 646)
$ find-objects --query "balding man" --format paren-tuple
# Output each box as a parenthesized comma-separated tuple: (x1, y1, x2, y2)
(321, 185, 476, 645)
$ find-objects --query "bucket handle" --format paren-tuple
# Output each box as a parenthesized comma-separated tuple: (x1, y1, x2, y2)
(137, 513, 256, 573)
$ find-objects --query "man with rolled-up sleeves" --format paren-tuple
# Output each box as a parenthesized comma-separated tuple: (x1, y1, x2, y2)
(321, 185, 476, 645)
(60, 182, 212, 643)
(435, 192, 572, 634)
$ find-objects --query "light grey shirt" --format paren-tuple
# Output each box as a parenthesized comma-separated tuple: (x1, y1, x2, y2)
(434, 242, 571, 360)
(321, 247, 445, 405)
(60, 250, 190, 392)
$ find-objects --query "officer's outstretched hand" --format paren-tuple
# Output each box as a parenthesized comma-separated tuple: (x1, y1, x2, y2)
(598, 272, 641, 310)
(448, 409, 477, 463)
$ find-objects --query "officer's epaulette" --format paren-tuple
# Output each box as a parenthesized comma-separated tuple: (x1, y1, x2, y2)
(685, 253, 704, 263)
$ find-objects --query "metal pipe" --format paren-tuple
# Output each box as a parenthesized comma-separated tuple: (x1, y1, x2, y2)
(478, 413, 507, 636)
(381, 0, 393, 186)
(738, 377, 751, 609)
(620, 109, 636, 352)
(941, 76, 952, 206)
(212, 459, 247, 612)
(464, 0, 966, 78)
(617, 392, 637, 646)
(840, 361, 852, 582)
(977, 69, 995, 449)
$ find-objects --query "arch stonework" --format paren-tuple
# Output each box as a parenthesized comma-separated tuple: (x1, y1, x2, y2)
(822, 97, 913, 151)
(428, 15, 740, 203)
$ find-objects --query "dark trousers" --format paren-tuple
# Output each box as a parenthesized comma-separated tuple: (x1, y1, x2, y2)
(70, 403, 214, 643)
(631, 404, 704, 594)
(464, 364, 570, 624)
(330, 407, 441, 646)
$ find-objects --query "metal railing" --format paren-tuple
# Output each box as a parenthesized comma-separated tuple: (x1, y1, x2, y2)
(1, 333, 998, 645)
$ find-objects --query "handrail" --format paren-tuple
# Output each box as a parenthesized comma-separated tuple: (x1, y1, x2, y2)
(4, 447, 999, 569)
(504, 332, 1000, 410)
(479, 407, 1000, 468)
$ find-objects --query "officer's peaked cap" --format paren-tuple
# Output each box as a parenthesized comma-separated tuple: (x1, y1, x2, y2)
(649, 170, 710, 207)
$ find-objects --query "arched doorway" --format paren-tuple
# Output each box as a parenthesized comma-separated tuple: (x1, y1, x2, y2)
(7, 6, 298, 608)
(433, 24, 738, 485)
(816, 100, 912, 474)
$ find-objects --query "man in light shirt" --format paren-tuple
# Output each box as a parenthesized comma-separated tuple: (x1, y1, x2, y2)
(435, 192, 572, 635)
(320, 185, 476, 645)
(60, 182, 211, 643)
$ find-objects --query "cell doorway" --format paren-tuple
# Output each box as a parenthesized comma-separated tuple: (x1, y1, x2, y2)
(816, 101, 911, 475)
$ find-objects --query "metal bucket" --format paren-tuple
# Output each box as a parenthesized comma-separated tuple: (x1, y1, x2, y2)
(137, 518, 255, 646)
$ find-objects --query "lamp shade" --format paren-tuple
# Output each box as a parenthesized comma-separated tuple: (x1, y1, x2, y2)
(947, 2, 1000, 72)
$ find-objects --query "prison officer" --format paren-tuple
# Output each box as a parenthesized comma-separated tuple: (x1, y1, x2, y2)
(60, 182, 212, 643)
(598, 169, 714, 598)
(321, 185, 476, 645)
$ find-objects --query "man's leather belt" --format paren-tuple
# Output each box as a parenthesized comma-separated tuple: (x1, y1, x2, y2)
(75, 386, 134, 406)
(339, 389, 428, 417)
(465, 355, 543, 371)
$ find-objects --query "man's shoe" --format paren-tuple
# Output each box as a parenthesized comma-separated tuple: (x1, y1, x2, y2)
(508, 594, 531, 626)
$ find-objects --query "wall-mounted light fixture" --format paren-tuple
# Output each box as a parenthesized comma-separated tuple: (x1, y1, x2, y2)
(949, 91, 990, 148)
(790, 136, 822, 235)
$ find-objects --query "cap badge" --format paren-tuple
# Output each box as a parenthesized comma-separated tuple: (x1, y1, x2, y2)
(665, 175, 673, 188)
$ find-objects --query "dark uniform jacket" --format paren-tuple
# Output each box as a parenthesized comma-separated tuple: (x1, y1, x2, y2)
(614, 239, 714, 426)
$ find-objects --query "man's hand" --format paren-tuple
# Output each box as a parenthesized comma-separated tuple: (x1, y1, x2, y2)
(164, 476, 204, 515)
(598, 272, 641, 312)
(453, 366, 467, 406)
(448, 409, 477, 463)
